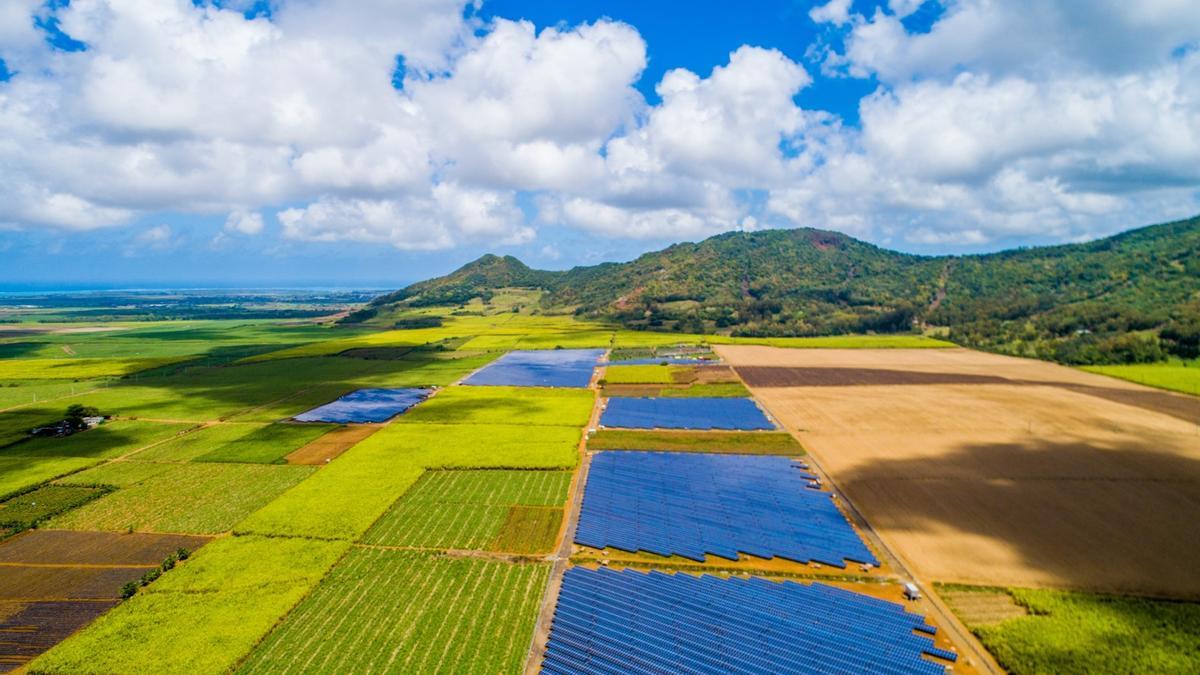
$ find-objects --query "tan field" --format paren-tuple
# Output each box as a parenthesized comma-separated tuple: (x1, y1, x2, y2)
(717, 345, 1200, 598)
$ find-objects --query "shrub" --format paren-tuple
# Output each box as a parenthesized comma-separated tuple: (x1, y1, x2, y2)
(140, 569, 161, 586)
(120, 581, 138, 600)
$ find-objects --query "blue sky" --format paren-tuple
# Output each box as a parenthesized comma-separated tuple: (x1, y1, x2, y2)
(0, 0, 1197, 289)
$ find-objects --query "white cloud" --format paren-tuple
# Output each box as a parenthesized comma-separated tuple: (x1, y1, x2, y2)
(278, 183, 531, 250)
(810, 0, 854, 27)
(224, 209, 265, 235)
(125, 224, 177, 255)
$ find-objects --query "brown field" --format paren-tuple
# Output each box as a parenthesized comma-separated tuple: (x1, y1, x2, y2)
(285, 424, 380, 465)
(718, 345, 1200, 598)
(0, 530, 209, 566)
(0, 600, 117, 673)
(0, 531, 209, 670)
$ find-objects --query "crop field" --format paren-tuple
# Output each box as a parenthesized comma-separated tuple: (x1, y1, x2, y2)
(49, 462, 315, 534)
(194, 423, 333, 463)
(719, 344, 1200, 597)
(0, 455, 102, 501)
(943, 584, 1200, 674)
(0, 485, 108, 530)
(284, 424, 378, 464)
(27, 535, 350, 675)
(404, 385, 595, 427)
(602, 364, 685, 384)
(15, 420, 192, 460)
(1082, 360, 1200, 397)
(238, 549, 548, 675)
(363, 470, 570, 552)
(587, 429, 804, 455)
(237, 422, 579, 540)
(0, 356, 195, 380)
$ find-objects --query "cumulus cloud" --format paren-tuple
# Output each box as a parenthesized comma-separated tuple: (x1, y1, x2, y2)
(0, 0, 1198, 253)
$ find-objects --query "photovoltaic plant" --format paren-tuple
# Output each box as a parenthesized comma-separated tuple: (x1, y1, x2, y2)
(543, 567, 957, 675)
(575, 452, 877, 566)
(599, 397, 775, 430)
(463, 349, 604, 388)
(293, 387, 432, 423)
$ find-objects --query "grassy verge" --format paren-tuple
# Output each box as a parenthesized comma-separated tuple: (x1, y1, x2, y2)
(588, 429, 804, 455)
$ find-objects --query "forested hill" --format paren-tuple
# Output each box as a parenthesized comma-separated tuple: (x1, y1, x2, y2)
(371, 215, 1200, 364)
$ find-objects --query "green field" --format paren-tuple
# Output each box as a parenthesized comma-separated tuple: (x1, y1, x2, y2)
(603, 364, 684, 384)
(49, 462, 315, 534)
(0, 484, 108, 529)
(14, 420, 193, 460)
(0, 356, 195, 380)
(1081, 360, 1200, 396)
(238, 549, 548, 674)
(236, 422, 579, 540)
(587, 429, 804, 455)
(363, 470, 570, 551)
(404, 385, 595, 427)
(0, 454, 103, 500)
(194, 423, 333, 463)
(27, 535, 350, 675)
(944, 585, 1200, 674)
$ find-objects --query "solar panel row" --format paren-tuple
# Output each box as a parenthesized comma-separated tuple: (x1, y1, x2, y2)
(544, 567, 954, 675)
(464, 349, 605, 388)
(575, 452, 877, 566)
(599, 397, 775, 430)
(292, 387, 432, 424)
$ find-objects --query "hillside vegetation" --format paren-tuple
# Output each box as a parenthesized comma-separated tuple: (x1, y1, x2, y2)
(369, 215, 1200, 365)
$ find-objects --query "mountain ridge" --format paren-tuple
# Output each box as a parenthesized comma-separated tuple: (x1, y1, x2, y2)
(370, 215, 1200, 364)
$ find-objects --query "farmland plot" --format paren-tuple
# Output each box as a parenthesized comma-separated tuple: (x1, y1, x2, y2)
(50, 463, 314, 534)
(363, 470, 570, 552)
(239, 549, 548, 675)
(404, 385, 594, 427)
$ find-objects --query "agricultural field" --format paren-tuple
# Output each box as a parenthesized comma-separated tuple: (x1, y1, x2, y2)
(238, 549, 548, 674)
(50, 462, 315, 534)
(363, 470, 571, 552)
(14, 420, 193, 460)
(943, 584, 1200, 674)
(1082, 359, 1200, 396)
(0, 356, 194, 380)
(0, 454, 103, 501)
(403, 385, 595, 427)
(27, 535, 349, 675)
(719, 344, 1200, 597)
(587, 429, 804, 455)
(602, 364, 685, 384)
(0, 485, 109, 531)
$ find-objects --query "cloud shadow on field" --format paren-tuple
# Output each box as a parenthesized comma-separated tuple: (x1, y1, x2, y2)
(837, 436, 1200, 599)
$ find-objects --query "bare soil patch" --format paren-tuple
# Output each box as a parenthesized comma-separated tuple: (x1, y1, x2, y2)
(0, 599, 117, 673)
(719, 345, 1200, 598)
(0, 566, 148, 601)
(0, 530, 209, 566)
(285, 424, 380, 465)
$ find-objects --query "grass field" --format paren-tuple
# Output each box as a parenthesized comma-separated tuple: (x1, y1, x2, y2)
(14, 420, 192, 460)
(1082, 360, 1200, 396)
(194, 423, 333, 463)
(27, 535, 350, 675)
(602, 364, 685, 384)
(0, 357, 195, 380)
(363, 470, 570, 551)
(404, 385, 595, 427)
(238, 549, 548, 674)
(587, 429, 805, 455)
(237, 422, 579, 540)
(50, 462, 315, 534)
(0, 485, 108, 529)
(0, 455, 103, 500)
(943, 585, 1200, 674)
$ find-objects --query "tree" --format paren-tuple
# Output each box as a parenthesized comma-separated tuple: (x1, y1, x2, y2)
(64, 404, 100, 431)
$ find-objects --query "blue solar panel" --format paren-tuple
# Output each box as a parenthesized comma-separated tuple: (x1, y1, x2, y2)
(576, 452, 877, 566)
(600, 397, 775, 430)
(463, 349, 604, 388)
(293, 387, 432, 423)
(544, 567, 954, 675)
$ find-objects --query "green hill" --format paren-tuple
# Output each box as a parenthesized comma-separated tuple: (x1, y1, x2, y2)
(372, 215, 1200, 364)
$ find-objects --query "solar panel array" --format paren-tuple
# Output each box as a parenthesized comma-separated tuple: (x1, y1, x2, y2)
(599, 397, 775, 431)
(544, 567, 955, 675)
(293, 387, 432, 424)
(575, 452, 877, 566)
(463, 349, 604, 388)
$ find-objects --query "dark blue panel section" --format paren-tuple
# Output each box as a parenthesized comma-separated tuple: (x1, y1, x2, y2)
(575, 452, 876, 566)
(293, 387, 431, 424)
(600, 397, 774, 430)
(545, 567, 953, 675)
(463, 349, 603, 388)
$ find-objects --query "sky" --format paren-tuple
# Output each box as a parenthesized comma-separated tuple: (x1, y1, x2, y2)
(0, 0, 1198, 289)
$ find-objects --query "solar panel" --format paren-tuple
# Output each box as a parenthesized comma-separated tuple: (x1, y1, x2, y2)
(463, 349, 604, 388)
(575, 451, 877, 566)
(293, 387, 432, 424)
(544, 567, 954, 675)
(599, 397, 775, 430)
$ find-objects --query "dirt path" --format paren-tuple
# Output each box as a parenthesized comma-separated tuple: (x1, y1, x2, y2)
(523, 354, 607, 675)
